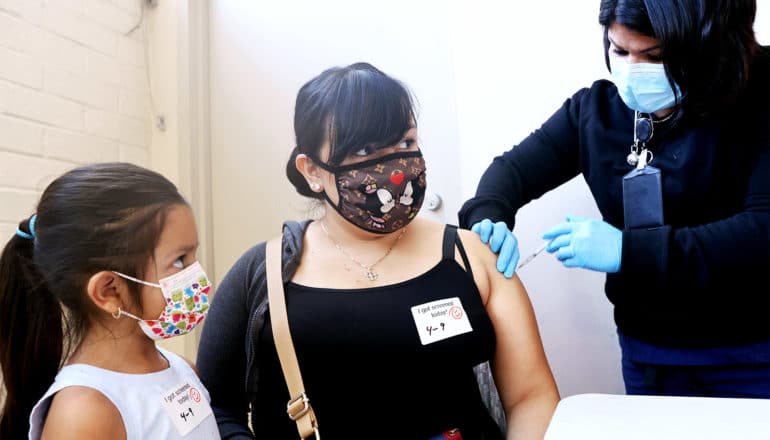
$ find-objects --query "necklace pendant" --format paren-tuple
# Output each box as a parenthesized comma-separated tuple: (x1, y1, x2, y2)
(365, 270, 378, 281)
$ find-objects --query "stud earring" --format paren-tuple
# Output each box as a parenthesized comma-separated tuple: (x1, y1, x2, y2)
(310, 182, 321, 191)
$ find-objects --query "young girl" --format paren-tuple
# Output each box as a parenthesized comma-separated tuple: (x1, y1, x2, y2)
(0, 163, 220, 439)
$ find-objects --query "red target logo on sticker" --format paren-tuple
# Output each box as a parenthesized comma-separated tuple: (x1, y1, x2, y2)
(449, 306, 463, 320)
(190, 387, 202, 403)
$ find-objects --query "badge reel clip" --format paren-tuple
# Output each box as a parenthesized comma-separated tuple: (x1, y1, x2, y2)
(622, 111, 664, 229)
(626, 111, 653, 167)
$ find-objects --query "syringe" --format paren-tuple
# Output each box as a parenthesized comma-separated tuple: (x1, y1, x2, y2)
(517, 241, 550, 270)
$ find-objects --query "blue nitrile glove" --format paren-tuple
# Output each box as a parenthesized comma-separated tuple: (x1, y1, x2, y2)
(471, 218, 520, 278)
(542, 214, 622, 273)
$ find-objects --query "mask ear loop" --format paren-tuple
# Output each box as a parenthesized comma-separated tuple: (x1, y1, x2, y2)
(111, 259, 162, 322)
(113, 271, 162, 288)
(112, 251, 164, 289)
(310, 156, 344, 211)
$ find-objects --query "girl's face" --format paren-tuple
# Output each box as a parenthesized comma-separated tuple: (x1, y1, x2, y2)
(139, 204, 199, 319)
(607, 22, 664, 65)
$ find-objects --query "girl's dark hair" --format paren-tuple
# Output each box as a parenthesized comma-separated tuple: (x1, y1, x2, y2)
(599, 0, 760, 119)
(0, 162, 186, 439)
(286, 62, 417, 199)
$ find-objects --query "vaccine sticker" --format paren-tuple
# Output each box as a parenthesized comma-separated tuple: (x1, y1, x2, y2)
(160, 381, 213, 436)
(411, 297, 473, 345)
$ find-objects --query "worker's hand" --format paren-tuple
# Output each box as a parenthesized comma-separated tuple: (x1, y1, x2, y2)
(471, 219, 520, 278)
(542, 214, 622, 273)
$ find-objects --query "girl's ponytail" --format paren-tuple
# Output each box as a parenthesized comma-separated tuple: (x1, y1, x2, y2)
(0, 220, 63, 440)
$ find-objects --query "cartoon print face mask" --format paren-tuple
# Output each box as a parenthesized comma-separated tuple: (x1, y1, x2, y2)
(315, 150, 427, 234)
(113, 261, 211, 340)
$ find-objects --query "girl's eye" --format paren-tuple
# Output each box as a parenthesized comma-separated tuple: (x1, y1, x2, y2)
(398, 140, 414, 149)
(173, 257, 184, 269)
(613, 49, 628, 56)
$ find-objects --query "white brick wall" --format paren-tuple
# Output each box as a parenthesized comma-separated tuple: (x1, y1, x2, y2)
(0, 0, 150, 247)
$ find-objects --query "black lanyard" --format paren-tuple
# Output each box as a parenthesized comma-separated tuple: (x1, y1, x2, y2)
(622, 111, 664, 229)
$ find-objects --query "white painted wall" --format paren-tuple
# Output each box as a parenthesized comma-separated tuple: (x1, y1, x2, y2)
(0, 0, 150, 247)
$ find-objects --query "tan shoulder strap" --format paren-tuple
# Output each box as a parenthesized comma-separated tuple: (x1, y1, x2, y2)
(266, 237, 320, 439)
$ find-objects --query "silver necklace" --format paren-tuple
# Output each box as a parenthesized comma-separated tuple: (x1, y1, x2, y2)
(320, 221, 407, 281)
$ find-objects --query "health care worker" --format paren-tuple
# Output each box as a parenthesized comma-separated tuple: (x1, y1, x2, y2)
(459, 0, 770, 397)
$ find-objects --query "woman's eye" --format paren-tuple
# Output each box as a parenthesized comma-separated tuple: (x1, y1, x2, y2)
(613, 49, 628, 56)
(354, 146, 375, 157)
(173, 258, 184, 269)
(398, 140, 413, 149)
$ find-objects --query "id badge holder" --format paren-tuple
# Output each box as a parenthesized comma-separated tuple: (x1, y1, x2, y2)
(622, 149, 664, 228)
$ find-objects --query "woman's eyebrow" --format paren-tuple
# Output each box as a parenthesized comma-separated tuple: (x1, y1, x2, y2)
(608, 36, 662, 53)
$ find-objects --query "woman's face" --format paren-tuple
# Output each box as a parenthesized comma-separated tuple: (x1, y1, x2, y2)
(607, 22, 663, 65)
(316, 125, 423, 227)
(327, 125, 420, 166)
(318, 125, 420, 192)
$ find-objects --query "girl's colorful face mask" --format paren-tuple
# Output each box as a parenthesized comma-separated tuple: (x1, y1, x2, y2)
(114, 261, 211, 340)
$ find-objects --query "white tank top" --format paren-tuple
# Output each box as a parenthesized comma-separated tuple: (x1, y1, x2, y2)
(28, 347, 220, 440)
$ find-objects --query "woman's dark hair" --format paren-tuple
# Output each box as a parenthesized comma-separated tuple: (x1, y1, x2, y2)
(0, 162, 186, 439)
(599, 0, 760, 119)
(286, 62, 417, 199)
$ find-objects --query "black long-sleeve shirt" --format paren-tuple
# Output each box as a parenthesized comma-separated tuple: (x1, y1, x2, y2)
(459, 49, 770, 348)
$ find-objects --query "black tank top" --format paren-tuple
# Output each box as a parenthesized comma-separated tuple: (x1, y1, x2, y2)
(253, 225, 500, 439)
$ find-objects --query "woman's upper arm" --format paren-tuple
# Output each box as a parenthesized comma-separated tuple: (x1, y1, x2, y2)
(196, 245, 264, 433)
(197, 253, 250, 399)
(458, 230, 559, 410)
(486, 271, 559, 410)
(41, 387, 126, 440)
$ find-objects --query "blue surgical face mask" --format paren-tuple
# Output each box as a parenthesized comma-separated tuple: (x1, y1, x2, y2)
(610, 57, 681, 113)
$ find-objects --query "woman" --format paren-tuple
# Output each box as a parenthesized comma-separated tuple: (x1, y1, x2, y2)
(197, 62, 559, 439)
(460, 0, 770, 397)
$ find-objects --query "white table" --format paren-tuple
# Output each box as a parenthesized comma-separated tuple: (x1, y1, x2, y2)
(544, 393, 770, 439)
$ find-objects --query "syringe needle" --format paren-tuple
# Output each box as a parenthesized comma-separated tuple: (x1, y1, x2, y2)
(517, 241, 550, 270)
